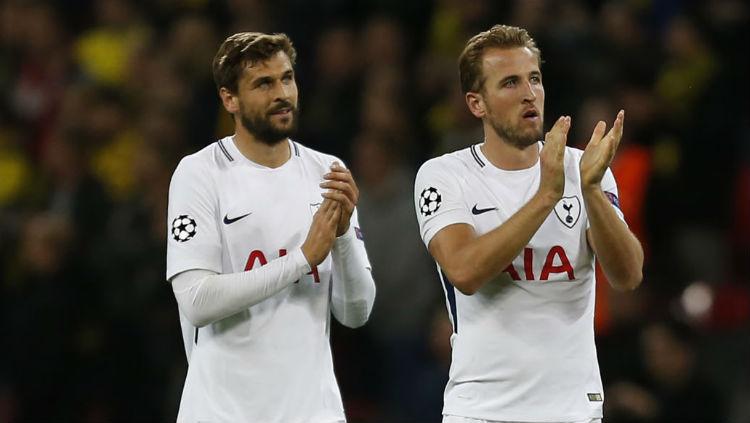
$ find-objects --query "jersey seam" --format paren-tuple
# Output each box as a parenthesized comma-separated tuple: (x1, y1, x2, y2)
(217, 139, 234, 162)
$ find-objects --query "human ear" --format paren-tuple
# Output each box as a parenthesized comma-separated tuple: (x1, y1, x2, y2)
(219, 87, 239, 114)
(466, 92, 486, 119)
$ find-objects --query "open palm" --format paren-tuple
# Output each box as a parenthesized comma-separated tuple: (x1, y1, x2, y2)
(580, 110, 625, 188)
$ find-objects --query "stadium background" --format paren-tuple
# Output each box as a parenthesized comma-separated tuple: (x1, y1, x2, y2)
(0, 0, 748, 421)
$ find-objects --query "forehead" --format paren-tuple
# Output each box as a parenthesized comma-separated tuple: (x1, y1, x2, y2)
(240, 50, 293, 82)
(481, 47, 540, 79)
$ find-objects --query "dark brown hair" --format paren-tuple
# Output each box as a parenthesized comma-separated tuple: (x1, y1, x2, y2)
(212, 32, 297, 93)
(458, 25, 541, 94)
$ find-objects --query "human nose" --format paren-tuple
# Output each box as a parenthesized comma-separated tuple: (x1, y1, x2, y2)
(273, 80, 292, 101)
(521, 80, 536, 102)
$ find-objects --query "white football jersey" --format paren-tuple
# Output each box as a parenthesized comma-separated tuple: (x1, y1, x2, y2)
(415, 142, 625, 422)
(167, 136, 369, 423)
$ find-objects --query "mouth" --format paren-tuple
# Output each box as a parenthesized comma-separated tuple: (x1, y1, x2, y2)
(269, 107, 292, 117)
(522, 108, 540, 121)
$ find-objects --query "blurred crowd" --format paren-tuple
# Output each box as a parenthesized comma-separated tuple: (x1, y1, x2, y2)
(0, 0, 748, 422)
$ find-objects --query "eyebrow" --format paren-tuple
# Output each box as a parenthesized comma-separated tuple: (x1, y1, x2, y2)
(253, 76, 273, 85)
(499, 70, 542, 85)
(250, 69, 295, 87)
(499, 75, 519, 86)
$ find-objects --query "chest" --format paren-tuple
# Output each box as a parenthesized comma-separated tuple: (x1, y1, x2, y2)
(215, 163, 329, 277)
(462, 166, 591, 282)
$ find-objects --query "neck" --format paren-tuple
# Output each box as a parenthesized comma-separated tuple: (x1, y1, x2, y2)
(480, 122, 540, 170)
(233, 125, 290, 168)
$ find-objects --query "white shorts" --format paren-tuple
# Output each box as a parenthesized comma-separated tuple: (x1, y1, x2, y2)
(443, 416, 602, 423)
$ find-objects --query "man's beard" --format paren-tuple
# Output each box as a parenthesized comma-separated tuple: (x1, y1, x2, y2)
(239, 102, 299, 146)
(484, 100, 543, 149)
(488, 115, 543, 149)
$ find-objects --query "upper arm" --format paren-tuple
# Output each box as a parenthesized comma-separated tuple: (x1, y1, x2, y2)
(166, 158, 223, 280)
(414, 159, 474, 248)
(427, 223, 477, 272)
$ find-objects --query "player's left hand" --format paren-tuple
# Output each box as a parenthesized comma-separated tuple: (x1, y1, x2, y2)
(320, 162, 358, 237)
(580, 109, 625, 189)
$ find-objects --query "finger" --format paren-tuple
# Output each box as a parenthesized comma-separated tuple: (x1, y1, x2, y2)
(320, 180, 356, 202)
(603, 110, 623, 140)
(317, 198, 338, 219)
(322, 190, 356, 211)
(560, 116, 571, 149)
(545, 116, 571, 147)
(329, 162, 348, 172)
(588, 121, 607, 146)
(320, 180, 353, 193)
(324, 170, 354, 183)
(325, 201, 342, 225)
(545, 116, 570, 162)
(610, 109, 625, 150)
(324, 170, 358, 199)
(545, 116, 566, 141)
(319, 198, 334, 213)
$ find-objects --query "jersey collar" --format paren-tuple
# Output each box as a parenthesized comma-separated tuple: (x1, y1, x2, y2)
(222, 136, 300, 169)
(473, 141, 543, 175)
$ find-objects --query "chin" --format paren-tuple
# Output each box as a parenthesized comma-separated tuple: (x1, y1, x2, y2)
(527, 127, 543, 143)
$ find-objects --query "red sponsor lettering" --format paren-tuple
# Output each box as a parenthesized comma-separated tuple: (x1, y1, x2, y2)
(502, 246, 575, 281)
(246, 249, 320, 283)
(523, 247, 535, 280)
(540, 245, 575, 280)
(503, 263, 521, 281)
(244, 250, 268, 270)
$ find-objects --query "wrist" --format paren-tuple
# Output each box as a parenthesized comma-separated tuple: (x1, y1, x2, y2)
(336, 223, 350, 238)
(334, 225, 356, 249)
(294, 247, 313, 272)
(581, 184, 603, 197)
(533, 190, 561, 209)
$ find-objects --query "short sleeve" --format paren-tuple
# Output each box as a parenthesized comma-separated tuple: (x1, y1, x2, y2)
(166, 157, 223, 280)
(414, 159, 473, 247)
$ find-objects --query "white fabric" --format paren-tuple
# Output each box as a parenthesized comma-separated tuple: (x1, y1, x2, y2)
(443, 415, 602, 423)
(166, 137, 372, 423)
(330, 225, 376, 328)
(171, 246, 310, 328)
(415, 142, 623, 422)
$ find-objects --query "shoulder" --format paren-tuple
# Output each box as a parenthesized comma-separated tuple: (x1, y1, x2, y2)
(416, 146, 475, 180)
(170, 139, 231, 186)
(293, 140, 344, 169)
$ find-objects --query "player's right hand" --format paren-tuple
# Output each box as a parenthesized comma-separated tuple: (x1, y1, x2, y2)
(538, 115, 570, 204)
(301, 199, 341, 266)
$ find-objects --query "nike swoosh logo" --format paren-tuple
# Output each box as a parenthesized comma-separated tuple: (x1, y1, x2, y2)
(472, 204, 497, 215)
(223, 212, 252, 224)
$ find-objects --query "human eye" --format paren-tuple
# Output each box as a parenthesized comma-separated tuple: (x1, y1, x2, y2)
(254, 78, 272, 89)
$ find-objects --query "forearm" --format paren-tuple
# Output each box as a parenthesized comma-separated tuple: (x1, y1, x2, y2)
(445, 192, 557, 293)
(583, 186, 644, 290)
(331, 227, 376, 328)
(171, 248, 311, 327)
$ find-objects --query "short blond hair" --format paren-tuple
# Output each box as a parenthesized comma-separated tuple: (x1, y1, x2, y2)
(458, 25, 541, 94)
